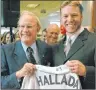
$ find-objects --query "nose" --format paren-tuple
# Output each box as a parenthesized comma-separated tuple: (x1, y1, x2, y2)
(67, 15, 73, 22)
(52, 33, 58, 38)
(23, 26, 28, 32)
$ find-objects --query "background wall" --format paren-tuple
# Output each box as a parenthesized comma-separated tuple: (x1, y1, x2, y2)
(40, 1, 93, 31)
(1, 1, 94, 34)
(82, 1, 92, 26)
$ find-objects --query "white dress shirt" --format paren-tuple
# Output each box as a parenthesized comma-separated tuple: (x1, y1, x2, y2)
(21, 41, 40, 64)
(65, 26, 84, 46)
(64, 27, 84, 56)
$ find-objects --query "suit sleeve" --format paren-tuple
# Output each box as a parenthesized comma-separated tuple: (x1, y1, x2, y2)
(47, 46, 54, 67)
(1, 47, 20, 89)
(45, 46, 54, 67)
(83, 41, 96, 89)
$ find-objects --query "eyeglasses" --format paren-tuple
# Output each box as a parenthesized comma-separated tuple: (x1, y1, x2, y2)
(18, 24, 37, 29)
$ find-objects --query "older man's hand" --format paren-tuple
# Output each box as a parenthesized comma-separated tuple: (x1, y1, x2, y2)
(16, 63, 36, 79)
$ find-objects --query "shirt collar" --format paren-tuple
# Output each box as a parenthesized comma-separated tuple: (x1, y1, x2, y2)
(21, 41, 37, 54)
(66, 26, 84, 44)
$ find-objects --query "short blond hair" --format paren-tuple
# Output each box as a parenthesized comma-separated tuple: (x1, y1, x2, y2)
(17, 10, 41, 30)
(60, 1, 83, 14)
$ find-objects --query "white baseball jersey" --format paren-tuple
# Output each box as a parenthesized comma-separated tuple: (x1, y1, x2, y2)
(21, 65, 82, 89)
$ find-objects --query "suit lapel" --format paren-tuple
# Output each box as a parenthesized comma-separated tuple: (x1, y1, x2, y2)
(36, 40, 45, 64)
(65, 29, 89, 61)
(13, 41, 28, 68)
(55, 37, 66, 64)
(58, 41, 66, 63)
(66, 37, 84, 60)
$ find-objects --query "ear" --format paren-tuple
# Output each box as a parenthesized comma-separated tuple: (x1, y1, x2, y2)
(81, 14, 83, 21)
(37, 25, 40, 32)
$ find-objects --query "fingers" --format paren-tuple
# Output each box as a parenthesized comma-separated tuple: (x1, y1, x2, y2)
(16, 63, 36, 78)
(23, 63, 36, 75)
(65, 60, 86, 76)
(24, 63, 35, 72)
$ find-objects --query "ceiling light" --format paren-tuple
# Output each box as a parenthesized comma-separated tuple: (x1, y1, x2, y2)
(27, 4, 40, 8)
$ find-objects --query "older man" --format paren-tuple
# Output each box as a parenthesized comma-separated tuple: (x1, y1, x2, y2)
(1, 11, 53, 89)
(41, 28, 47, 42)
(46, 24, 60, 45)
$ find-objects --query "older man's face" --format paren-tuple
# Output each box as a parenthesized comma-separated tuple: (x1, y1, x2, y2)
(46, 28, 59, 45)
(18, 14, 39, 46)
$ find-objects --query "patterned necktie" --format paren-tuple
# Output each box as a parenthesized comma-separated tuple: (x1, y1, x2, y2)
(64, 37, 72, 56)
(27, 47, 36, 64)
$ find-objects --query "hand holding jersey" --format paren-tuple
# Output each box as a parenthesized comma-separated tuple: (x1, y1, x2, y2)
(65, 60, 86, 76)
(16, 63, 36, 79)
(21, 65, 81, 89)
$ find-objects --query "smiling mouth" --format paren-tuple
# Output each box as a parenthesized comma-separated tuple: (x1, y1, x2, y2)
(66, 24, 75, 28)
(22, 33, 30, 36)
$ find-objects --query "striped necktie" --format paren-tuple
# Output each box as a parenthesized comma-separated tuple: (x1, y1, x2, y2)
(64, 37, 72, 56)
(27, 47, 36, 64)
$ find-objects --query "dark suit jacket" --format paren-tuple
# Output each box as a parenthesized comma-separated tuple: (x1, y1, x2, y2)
(52, 29, 96, 89)
(1, 40, 53, 89)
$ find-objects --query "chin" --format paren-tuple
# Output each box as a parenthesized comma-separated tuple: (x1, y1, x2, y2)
(22, 38, 29, 43)
(67, 29, 77, 33)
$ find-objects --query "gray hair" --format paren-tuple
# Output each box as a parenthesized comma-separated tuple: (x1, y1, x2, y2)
(17, 10, 41, 29)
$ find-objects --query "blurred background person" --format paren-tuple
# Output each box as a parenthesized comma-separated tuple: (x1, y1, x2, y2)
(6, 32, 11, 44)
(1, 31, 15, 45)
(15, 31, 20, 41)
(41, 28, 47, 42)
(46, 24, 60, 45)
(1, 32, 6, 45)
(84, 26, 95, 33)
